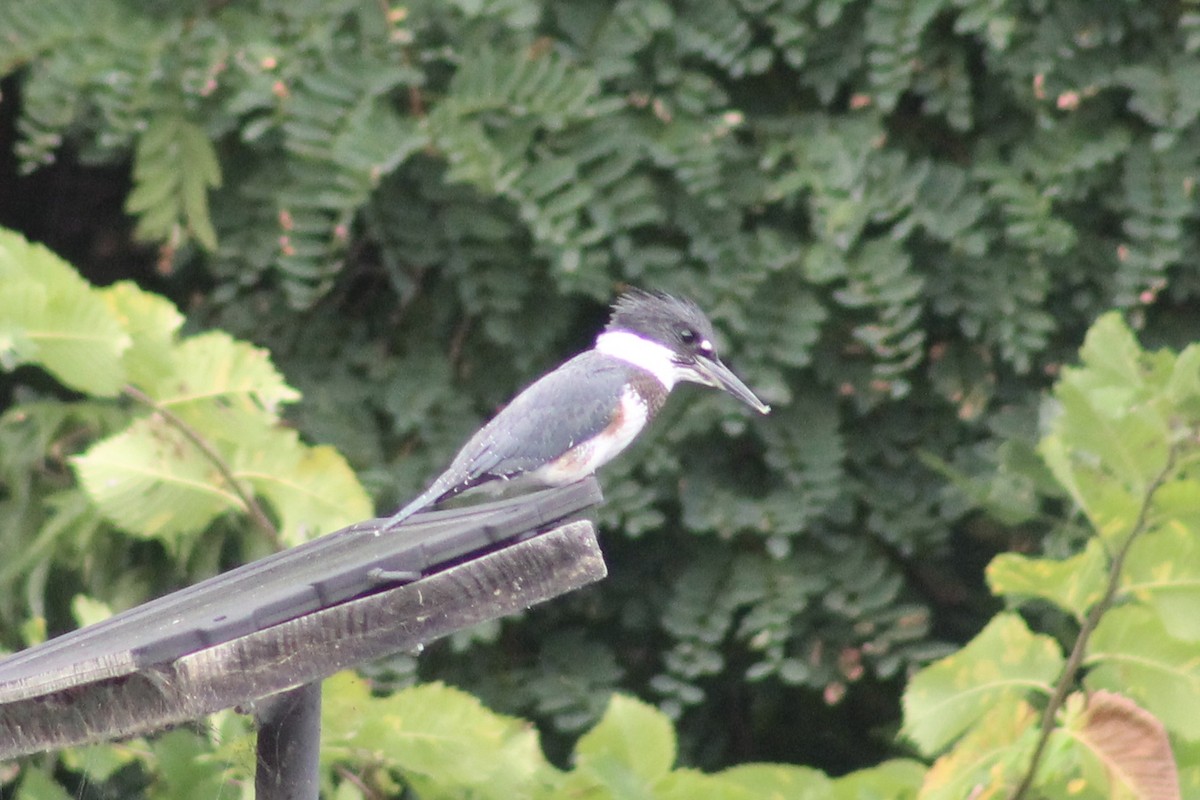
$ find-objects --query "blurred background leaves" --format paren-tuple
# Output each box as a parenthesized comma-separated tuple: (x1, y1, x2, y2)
(3, 0, 1200, 793)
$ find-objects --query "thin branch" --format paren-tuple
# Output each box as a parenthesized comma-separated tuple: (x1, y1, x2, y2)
(1009, 449, 1176, 800)
(122, 384, 281, 548)
(336, 765, 384, 800)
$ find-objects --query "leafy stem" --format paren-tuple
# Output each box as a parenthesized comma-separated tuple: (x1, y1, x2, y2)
(121, 384, 281, 548)
(1009, 448, 1176, 800)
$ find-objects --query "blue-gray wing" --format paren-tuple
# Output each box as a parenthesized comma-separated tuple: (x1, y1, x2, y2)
(448, 351, 638, 482)
(385, 352, 647, 527)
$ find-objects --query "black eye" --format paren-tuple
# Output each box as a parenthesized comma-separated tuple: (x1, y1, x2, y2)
(679, 327, 697, 345)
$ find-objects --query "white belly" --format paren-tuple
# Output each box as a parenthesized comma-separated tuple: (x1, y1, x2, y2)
(529, 386, 650, 485)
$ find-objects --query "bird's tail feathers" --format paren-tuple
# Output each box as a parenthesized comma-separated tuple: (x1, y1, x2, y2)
(382, 480, 452, 530)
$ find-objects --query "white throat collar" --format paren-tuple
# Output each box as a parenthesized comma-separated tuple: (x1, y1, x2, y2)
(595, 330, 679, 389)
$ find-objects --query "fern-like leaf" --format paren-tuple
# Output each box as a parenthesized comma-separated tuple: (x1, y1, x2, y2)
(271, 59, 425, 308)
(1116, 140, 1197, 307)
(864, 0, 950, 110)
(126, 114, 223, 251)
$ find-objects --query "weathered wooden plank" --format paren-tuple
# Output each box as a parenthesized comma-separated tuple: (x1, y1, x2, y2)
(0, 479, 602, 704)
(0, 519, 605, 758)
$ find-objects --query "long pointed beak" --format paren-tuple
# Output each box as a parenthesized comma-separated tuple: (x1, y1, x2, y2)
(692, 356, 771, 414)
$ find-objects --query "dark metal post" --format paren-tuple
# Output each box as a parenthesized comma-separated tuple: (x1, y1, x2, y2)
(255, 681, 322, 800)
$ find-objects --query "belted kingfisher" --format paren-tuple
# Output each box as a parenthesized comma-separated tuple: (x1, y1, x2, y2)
(384, 290, 770, 529)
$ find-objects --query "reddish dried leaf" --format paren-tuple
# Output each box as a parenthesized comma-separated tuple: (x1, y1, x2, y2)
(1076, 690, 1180, 800)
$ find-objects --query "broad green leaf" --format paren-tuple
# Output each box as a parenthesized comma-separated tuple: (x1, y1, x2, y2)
(1060, 380, 1171, 485)
(1032, 731, 1118, 800)
(148, 331, 300, 440)
(1087, 604, 1200, 740)
(322, 674, 553, 798)
(0, 229, 130, 395)
(1166, 343, 1200, 411)
(1121, 523, 1200, 641)
(574, 694, 677, 792)
(60, 742, 140, 784)
(19, 615, 45, 647)
(332, 784, 365, 800)
(72, 416, 243, 541)
(234, 432, 372, 545)
(1176, 739, 1200, 798)
(1056, 381, 1166, 489)
(657, 769, 761, 800)
(919, 700, 1039, 800)
(147, 729, 234, 800)
(1072, 313, 1146, 399)
(71, 595, 113, 627)
(832, 760, 924, 799)
(1148, 477, 1200, 525)
(1036, 314, 1183, 548)
(714, 763, 833, 799)
(14, 769, 73, 800)
(1038, 430, 1142, 545)
(902, 613, 1063, 754)
(986, 539, 1107, 621)
(101, 281, 184, 389)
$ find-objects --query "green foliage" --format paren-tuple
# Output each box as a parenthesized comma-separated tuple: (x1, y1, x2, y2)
(27, 711, 259, 800)
(0, 232, 131, 396)
(127, 114, 222, 251)
(6, 0, 1200, 795)
(901, 612, 1062, 753)
(1088, 604, 1200, 739)
(34, 677, 922, 799)
(903, 314, 1199, 796)
(0, 227, 371, 632)
(987, 540, 1107, 622)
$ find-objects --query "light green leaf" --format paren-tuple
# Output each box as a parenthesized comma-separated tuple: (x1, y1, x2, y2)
(656, 769, 760, 800)
(72, 416, 243, 541)
(831, 759, 925, 799)
(147, 729, 231, 800)
(322, 674, 553, 798)
(1037, 313, 1175, 543)
(234, 432, 372, 545)
(716, 763, 833, 799)
(1072, 313, 1146, 397)
(60, 742, 140, 784)
(1121, 521, 1200, 641)
(148, 331, 300, 439)
(14, 769, 73, 800)
(1041, 419, 1142, 544)
(986, 539, 1108, 621)
(1054, 382, 1170, 492)
(0, 229, 130, 395)
(1175, 738, 1200, 798)
(574, 694, 677, 792)
(101, 280, 184, 389)
(1086, 604, 1200, 740)
(71, 595, 114, 627)
(919, 700, 1039, 800)
(74, 412, 368, 545)
(1165, 343, 1200, 409)
(902, 613, 1063, 754)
